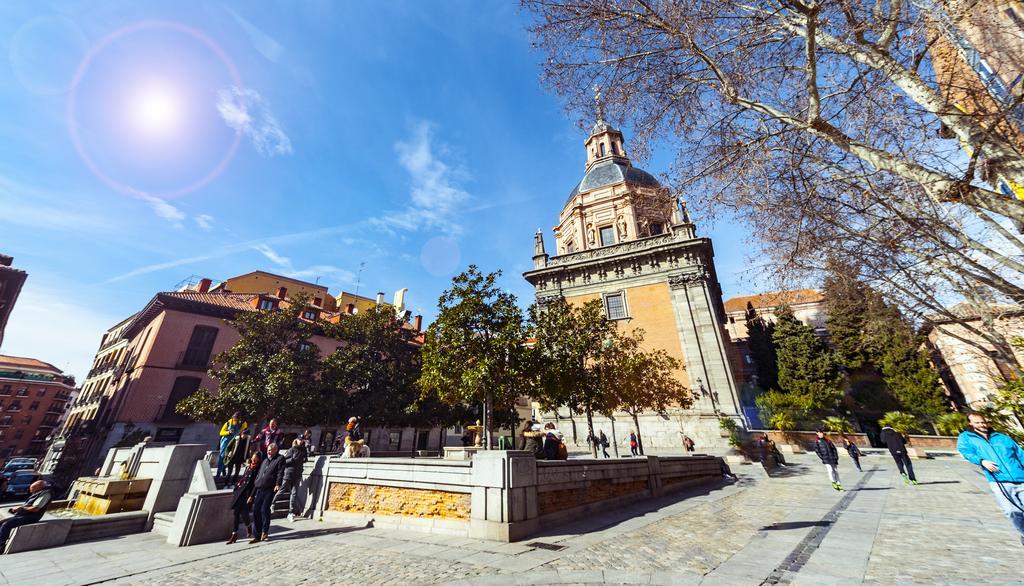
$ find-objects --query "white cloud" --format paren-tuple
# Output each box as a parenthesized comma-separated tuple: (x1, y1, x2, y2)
(373, 121, 469, 235)
(217, 86, 293, 157)
(194, 214, 215, 231)
(250, 244, 355, 286)
(252, 243, 292, 268)
(1, 286, 119, 382)
(139, 194, 187, 226)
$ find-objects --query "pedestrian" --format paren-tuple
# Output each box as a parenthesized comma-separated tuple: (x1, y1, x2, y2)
(225, 428, 252, 485)
(250, 442, 286, 543)
(462, 429, 474, 447)
(301, 429, 315, 455)
(226, 451, 262, 544)
(518, 420, 533, 450)
(598, 430, 611, 458)
(0, 480, 52, 553)
(628, 431, 639, 456)
(814, 429, 843, 491)
(682, 434, 695, 452)
(843, 437, 863, 472)
(283, 438, 308, 522)
(216, 412, 247, 478)
(956, 412, 1024, 545)
(880, 425, 918, 484)
(254, 418, 283, 455)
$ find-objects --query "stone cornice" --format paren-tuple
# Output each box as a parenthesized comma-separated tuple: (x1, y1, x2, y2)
(525, 226, 701, 277)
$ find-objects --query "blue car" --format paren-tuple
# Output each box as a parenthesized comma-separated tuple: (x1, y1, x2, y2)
(2, 470, 42, 499)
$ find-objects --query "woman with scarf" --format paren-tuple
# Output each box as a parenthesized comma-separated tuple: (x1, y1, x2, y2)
(226, 451, 263, 544)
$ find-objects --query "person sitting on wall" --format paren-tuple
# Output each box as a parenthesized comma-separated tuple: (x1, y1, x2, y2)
(343, 416, 368, 458)
(217, 412, 248, 478)
(0, 481, 52, 554)
(225, 428, 253, 486)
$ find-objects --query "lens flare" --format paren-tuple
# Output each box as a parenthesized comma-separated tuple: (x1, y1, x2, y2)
(68, 21, 244, 198)
(128, 81, 184, 139)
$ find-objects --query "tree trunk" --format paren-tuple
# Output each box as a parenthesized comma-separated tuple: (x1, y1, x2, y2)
(483, 393, 492, 450)
(609, 414, 620, 458)
(632, 412, 645, 456)
(569, 407, 578, 445)
(585, 404, 597, 458)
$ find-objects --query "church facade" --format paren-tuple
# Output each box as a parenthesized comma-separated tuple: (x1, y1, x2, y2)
(522, 118, 744, 449)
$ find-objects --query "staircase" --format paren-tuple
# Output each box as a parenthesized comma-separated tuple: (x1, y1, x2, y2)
(151, 511, 176, 537)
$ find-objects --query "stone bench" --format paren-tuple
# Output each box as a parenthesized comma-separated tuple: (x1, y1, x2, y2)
(2, 517, 73, 555)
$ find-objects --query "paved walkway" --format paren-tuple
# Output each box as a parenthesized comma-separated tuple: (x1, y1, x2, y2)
(1, 454, 1021, 585)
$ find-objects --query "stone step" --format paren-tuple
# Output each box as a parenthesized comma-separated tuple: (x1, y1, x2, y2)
(151, 511, 176, 537)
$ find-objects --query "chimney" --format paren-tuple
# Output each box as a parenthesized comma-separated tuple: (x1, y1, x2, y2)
(277, 286, 288, 299)
(197, 278, 212, 293)
(376, 292, 385, 305)
(414, 315, 423, 331)
(0, 255, 12, 267)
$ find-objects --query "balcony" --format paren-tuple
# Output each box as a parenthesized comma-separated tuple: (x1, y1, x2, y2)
(86, 363, 116, 379)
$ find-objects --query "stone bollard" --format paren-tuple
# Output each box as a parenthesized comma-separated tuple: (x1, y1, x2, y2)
(468, 450, 538, 542)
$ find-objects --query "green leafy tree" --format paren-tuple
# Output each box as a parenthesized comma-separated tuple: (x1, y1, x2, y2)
(773, 305, 844, 414)
(878, 411, 921, 435)
(529, 297, 617, 458)
(935, 412, 970, 436)
(881, 345, 948, 429)
(321, 304, 422, 427)
(601, 330, 691, 455)
(419, 266, 531, 449)
(176, 295, 323, 425)
(755, 390, 809, 431)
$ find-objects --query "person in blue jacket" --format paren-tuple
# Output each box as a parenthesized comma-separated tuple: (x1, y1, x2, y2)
(957, 412, 1024, 545)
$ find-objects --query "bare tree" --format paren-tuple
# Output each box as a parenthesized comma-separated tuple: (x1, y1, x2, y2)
(524, 0, 1024, 365)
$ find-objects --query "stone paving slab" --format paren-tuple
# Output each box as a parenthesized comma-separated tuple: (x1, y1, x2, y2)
(1, 455, 1022, 585)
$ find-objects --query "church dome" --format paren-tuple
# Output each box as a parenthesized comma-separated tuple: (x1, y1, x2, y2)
(566, 159, 661, 205)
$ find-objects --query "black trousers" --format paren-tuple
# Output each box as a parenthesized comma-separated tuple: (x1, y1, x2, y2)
(0, 513, 42, 550)
(232, 506, 251, 533)
(891, 451, 916, 481)
(851, 454, 862, 471)
(252, 487, 276, 534)
(629, 445, 638, 456)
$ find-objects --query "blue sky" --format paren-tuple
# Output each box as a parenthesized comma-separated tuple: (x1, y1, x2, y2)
(0, 1, 757, 380)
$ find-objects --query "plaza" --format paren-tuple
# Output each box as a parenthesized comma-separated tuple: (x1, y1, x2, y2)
(2, 452, 1021, 585)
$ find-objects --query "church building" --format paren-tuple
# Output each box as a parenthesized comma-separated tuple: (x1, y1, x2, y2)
(523, 115, 744, 449)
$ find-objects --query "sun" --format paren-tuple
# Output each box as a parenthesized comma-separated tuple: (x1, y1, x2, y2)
(127, 81, 184, 138)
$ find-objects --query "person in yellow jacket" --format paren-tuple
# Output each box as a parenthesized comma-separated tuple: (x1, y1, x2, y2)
(217, 412, 248, 478)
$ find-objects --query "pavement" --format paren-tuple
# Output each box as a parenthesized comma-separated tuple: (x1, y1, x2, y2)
(1, 453, 1021, 585)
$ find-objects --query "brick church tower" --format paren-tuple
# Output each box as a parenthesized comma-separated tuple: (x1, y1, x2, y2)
(523, 114, 744, 448)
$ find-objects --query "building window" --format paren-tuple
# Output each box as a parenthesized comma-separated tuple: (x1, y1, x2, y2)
(565, 240, 576, 254)
(163, 376, 201, 421)
(388, 430, 402, 451)
(0, 385, 9, 396)
(7, 401, 21, 412)
(313, 297, 323, 307)
(0, 416, 10, 426)
(21, 415, 31, 425)
(604, 292, 628, 320)
(611, 142, 619, 155)
(649, 222, 663, 236)
(36, 388, 46, 397)
(599, 142, 606, 156)
(258, 299, 275, 310)
(599, 226, 615, 246)
(28, 401, 39, 411)
(181, 326, 219, 368)
(302, 310, 317, 320)
(15, 387, 28, 397)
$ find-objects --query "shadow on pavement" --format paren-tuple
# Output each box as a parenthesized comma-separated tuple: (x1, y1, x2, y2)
(527, 477, 736, 541)
(760, 520, 831, 531)
(265, 523, 369, 542)
(914, 480, 961, 486)
(765, 463, 813, 478)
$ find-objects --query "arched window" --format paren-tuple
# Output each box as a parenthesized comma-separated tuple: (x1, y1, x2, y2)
(611, 142, 618, 155)
(599, 143, 606, 156)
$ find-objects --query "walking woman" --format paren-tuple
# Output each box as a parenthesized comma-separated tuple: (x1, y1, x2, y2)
(226, 451, 262, 544)
(843, 437, 863, 472)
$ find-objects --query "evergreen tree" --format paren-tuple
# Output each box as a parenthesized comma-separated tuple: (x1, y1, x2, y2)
(772, 305, 844, 415)
(744, 302, 778, 391)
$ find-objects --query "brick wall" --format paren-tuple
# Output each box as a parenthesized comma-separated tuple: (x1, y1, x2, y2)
(327, 482, 470, 520)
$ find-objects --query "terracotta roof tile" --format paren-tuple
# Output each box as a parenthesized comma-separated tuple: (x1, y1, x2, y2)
(0, 355, 62, 373)
(161, 291, 261, 311)
(723, 289, 824, 314)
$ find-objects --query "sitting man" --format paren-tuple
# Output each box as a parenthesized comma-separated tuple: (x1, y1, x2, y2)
(0, 480, 52, 553)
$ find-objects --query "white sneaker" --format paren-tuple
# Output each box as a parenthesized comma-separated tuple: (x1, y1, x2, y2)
(287, 513, 295, 522)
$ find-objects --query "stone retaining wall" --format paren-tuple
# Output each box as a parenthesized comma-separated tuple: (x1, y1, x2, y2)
(307, 452, 725, 542)
(753, 430, 959, 451)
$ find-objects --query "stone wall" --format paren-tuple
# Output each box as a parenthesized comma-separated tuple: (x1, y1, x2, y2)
(755, 430, 959, 451)
(327, 482, 470, 520)
(307, 451, 726, 542)
(537, 409, 733, 450)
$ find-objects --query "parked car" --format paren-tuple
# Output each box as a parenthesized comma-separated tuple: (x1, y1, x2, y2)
(2, 470, 41, 499)
(2, 460, 35, 479)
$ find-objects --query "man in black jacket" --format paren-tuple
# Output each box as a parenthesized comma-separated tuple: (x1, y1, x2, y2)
(880, 425, 918, 484)
(250, 442, 286, 543)
(814, 429, 843, 491)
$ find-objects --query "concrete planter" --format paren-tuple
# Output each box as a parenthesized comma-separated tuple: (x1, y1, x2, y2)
(906, 447, 930, 459)
(777, 444, 805, 455)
